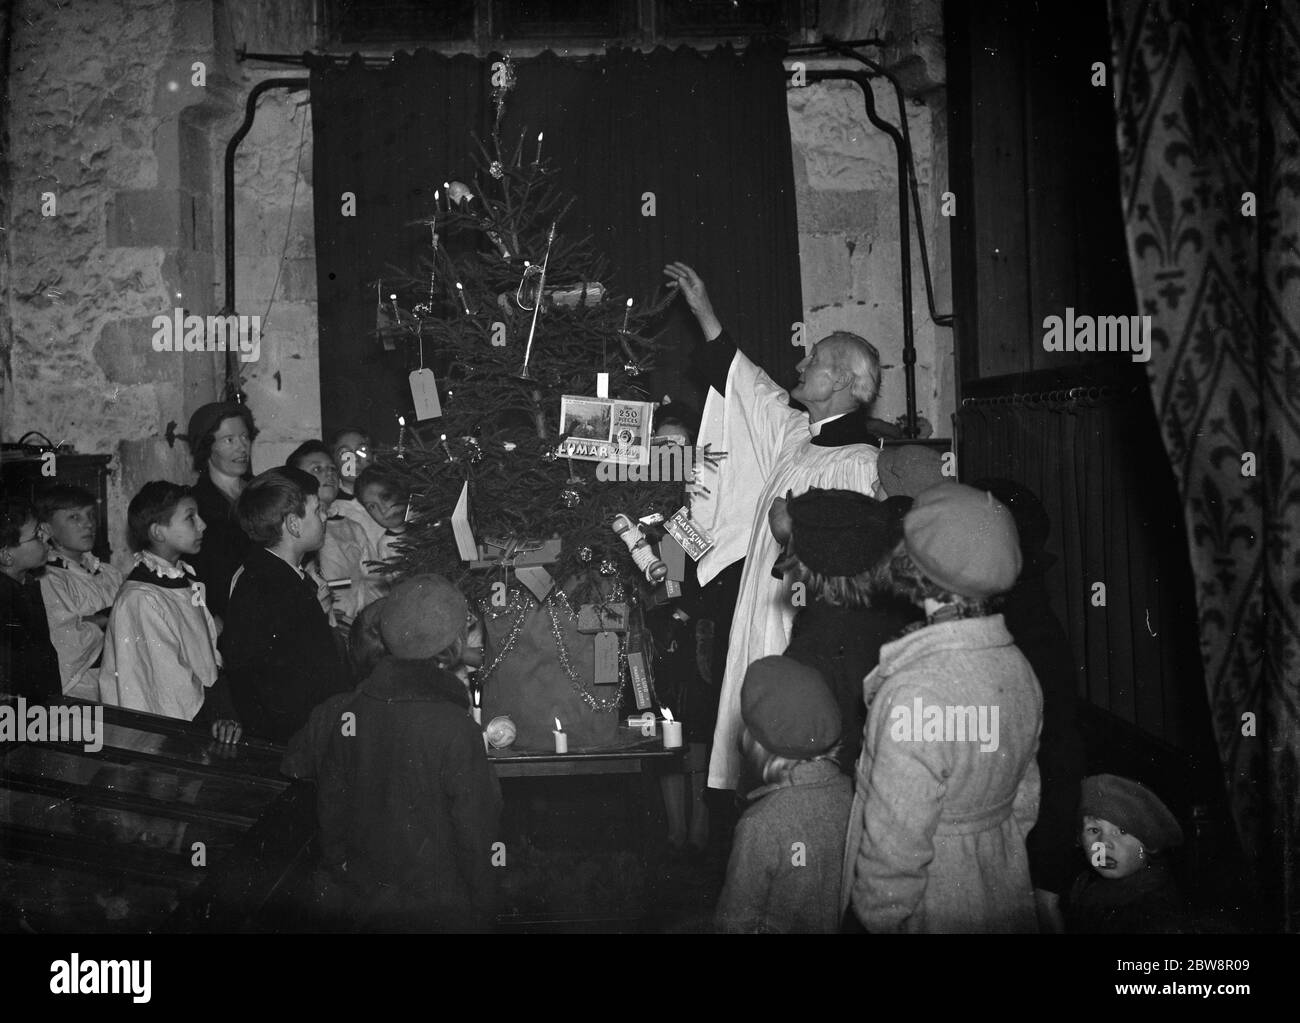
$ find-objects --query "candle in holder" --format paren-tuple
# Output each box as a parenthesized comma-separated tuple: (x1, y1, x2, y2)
(471, 690, 482, 726)
(440, 433, 455, 462)
(535, 131, 544, 166)
(661, 706, 683, 749)
(396, 415, 408, 458)
(553, 717, 568, 754)
(620, 297, 633, 333)
(455, 282, 472, 315)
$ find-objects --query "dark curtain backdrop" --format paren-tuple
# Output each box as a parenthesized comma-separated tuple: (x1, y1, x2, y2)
(957, 391, 1212, 755)
(310, 43, 802, 443)
(1109, 0, 1300, 929)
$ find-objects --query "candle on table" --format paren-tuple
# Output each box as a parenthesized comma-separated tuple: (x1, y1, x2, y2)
(661, 706, 683, 749)
(553, 717, 568, 754)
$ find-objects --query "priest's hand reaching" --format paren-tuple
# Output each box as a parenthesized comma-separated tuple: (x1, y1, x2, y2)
(664, 262, 723, 341)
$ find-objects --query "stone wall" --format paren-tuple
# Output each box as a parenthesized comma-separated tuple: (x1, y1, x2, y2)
(1, 0, 316, 568)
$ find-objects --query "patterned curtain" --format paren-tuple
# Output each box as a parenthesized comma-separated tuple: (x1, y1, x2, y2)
(1109, 0, 1300, 930)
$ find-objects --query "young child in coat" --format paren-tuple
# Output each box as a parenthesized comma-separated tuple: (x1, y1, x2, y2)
(220, 467, 350, 743)
(282, 574, 503, 932)
(843, 482, 1043, 933)
(1066, 773, 1188, 933)
(779, 488, 920, 775)
(100, 482, 241, 742)
(0, 498, 61, 699)
(354, 466, 410, 577)
(35, 484, 124, 699)
(716, 656, 852, 933)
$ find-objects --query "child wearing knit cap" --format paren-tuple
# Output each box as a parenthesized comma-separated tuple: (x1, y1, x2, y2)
(842, 482, 1044, 933)
(779, 489, 921, 775)
(716, 656, 852, 934)
(283, 574, 502, 932)
(1065, 774, 1188, 933)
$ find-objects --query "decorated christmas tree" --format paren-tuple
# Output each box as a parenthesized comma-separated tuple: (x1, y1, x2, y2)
(369, 61, 714, 748)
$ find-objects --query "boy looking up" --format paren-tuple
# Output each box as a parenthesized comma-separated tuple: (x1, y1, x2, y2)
(221, 467, 350, 743)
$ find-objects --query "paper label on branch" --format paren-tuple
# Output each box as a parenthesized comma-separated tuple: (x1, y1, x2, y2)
(409, 367, 443, 420)
(558, 395, 652, 465)
(666, 507, 715, 561)
(594, 631, 620, 685)
(452, 482, 478, 562)
(577, 602, 628, 634)
(596, 372, 609, 398)
(514, 565, 554, 602)
(626, 648, 652, 710)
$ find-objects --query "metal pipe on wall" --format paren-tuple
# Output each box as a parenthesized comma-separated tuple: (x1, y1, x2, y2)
(221, 77, 310, 400)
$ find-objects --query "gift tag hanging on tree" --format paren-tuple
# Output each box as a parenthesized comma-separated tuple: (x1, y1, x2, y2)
(409, 367, 443, 420)
(593, 631, 620, 685)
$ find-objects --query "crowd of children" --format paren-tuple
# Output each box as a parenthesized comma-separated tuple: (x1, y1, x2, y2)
(0, 397, 1193, 934)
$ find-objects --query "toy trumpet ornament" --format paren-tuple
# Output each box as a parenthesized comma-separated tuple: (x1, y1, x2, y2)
(611, 513, 668, 582)
(516, 222, 557, 380)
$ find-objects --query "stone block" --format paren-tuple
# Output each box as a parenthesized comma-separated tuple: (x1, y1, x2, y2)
(95, 317, 179, 385)
(799, 234, 853, 309)
(107, 189, 191, 249)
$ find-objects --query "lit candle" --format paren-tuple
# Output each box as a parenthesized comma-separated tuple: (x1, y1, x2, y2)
(535, 131, 544, 166)
(442, 182, 450, 211)
(472, 690, 482, 726)
(396, 415, 407, 459)
(621, 297, 633, 333)
(440, 433, 455, 462)
(661, 706, 683, 749)
(553, 717, 568, 754)
(456, 282, 472, 315)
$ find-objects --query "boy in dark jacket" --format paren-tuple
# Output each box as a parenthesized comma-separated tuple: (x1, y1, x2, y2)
(221, 467, 349, 743)
(283, 574, 503, 932)
(0, 499, 61, 699)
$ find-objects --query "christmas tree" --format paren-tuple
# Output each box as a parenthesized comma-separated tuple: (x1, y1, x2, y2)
(368, 63, 711, 746)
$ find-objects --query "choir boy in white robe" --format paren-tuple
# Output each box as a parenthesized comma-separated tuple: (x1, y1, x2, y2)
(663, 262, 883, 792)
(101, 481, 241, 744)
(36, 485, 124, 699)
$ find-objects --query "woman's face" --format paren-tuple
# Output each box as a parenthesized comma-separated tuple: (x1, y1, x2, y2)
(208, 416, 252, 478)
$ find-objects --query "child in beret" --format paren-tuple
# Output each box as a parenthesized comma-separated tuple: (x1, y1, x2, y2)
(283, 574, 502, 932)
(716, 656, 852, 933)
(1065, 774, 1188, 933)
(842, 482, 1044, 932)
(779, 488, 921, 775)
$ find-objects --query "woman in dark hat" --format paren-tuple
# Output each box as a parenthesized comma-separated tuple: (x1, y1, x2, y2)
(779, 488, 921, 777)
(185, 401, 257, 619)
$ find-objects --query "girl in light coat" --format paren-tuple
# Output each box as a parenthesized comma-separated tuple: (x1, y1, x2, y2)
(843, 482, 1043, 933)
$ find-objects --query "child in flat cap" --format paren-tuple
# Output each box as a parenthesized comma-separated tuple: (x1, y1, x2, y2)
(779, 489, 921, 775)
(842, 483, 1044, 933)
(1065, 774, 1188, 934)
(716, 656, 852, 933)
(283, 574, 502, 932)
